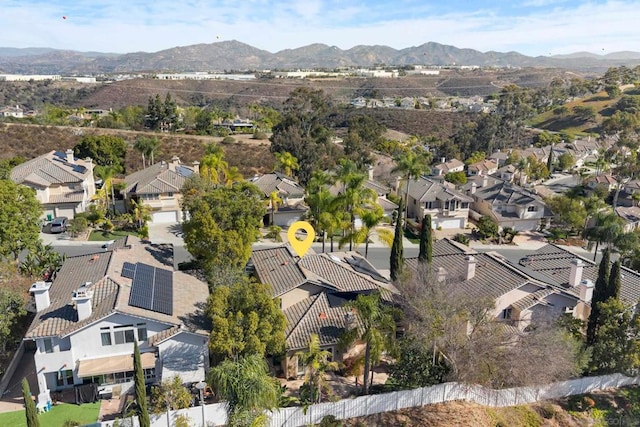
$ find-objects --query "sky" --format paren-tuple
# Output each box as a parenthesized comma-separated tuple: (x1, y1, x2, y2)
(3, 0, 640, 56)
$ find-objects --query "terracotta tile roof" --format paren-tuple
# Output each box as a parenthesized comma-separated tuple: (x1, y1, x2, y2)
(511, 287, 556, 312)
(251, 246, 308, 297)
(47, 191, 86, 204)
(11, 150, 92, 186)
(468, 159, 498, 173)
(283, 292, 353, 351)
(147, 325, 181, 346)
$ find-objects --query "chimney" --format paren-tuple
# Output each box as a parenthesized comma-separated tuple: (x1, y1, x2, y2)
(30, 281, 52, 312)
(465, 255, 476, 280)
(367, 164, 374, 181)
(72, 282, 94, 321)
(579, 279, 594, 304)
(344, 312, 356, 330)
(441, 157, 446, 164)
(66, 148, 75, 164)
(437, 267, 447, 282)
(470, 182, 477, 195)
(171, 156, 180, 166)
(482, 175, 488, 188)
(192, 161, 200, 174)
(569, 259, 584, 288)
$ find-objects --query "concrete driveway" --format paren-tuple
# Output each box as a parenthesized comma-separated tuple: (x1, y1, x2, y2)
(148, 222, 185, 245)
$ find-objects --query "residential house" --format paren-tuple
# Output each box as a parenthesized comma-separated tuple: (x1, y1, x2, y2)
(488, 150, 510, 166)
(122, 156, 199, 223)
(496, 164, 517, 183)
(585, 174, 618, 194)
(431, 158, 465, 177)
(24, 236, 209, 407)
(405, 239, 580, 331)
(463, 175, 551, 231)
(615, 206, 640, 232)
(249, 172, 308, 227)
(467, 159, 498, 177)
(398, 177, 472, 229)
(0, 105, 23, 118)
(249, 246, 397, 378)
(618, 179, 640, 207)
(10, 150, 96, 220)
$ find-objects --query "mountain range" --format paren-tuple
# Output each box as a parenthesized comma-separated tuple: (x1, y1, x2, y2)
(0, 40, 639, 75)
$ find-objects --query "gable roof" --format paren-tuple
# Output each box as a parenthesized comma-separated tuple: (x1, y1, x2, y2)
(26, 236, 209, 339)
(249, 172, 305, 199)
(283, 292, 353, 351)
(402, 177, 472, 203)
(616, 206, 640, 224)
(515, 244, 640, 304)
(11, 150, 92, 187)
(433, 159, 464, 173)
(468, 159, 498, 173)
(123, 159, 196, 195)
(464, 176, 547, 208)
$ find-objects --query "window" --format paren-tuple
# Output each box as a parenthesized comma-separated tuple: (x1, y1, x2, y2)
(101, 332, 112, 346)
(501, 308, 512, 320)
(461, 202, 469, 209)
(527, 206, 537, 212)
(137, 324, 147, 341)
(43, 338, 53, 353)
(167, 192, 174, 197)
(56, 370, 73, 387)
(114, 330, 136, 344)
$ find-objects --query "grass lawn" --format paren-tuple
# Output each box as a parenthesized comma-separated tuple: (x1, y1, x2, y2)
(0, 402, 101, 427)
(88, 229, 137, 241)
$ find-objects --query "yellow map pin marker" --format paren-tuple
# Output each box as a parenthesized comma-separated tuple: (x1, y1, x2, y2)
(287, 221, 316, 257)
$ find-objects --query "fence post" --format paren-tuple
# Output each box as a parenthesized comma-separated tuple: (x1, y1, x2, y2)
(420, 386, 425, 406)
(443, 383, 447, 403)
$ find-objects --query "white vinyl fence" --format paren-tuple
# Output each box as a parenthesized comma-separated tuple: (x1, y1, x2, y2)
(87, 373, 640, 427)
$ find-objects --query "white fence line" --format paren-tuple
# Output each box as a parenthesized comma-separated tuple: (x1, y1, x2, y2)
(87, 373, 640, 427)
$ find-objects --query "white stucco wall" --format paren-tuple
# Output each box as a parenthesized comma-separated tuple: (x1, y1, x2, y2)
(157, 332, 209, 385)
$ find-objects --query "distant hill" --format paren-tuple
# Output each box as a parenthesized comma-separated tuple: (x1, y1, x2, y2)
(0, 40, 639, 74)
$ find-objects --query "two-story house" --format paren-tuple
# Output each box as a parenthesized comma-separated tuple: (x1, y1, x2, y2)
(398, 177, 472, 229)
(24, 237, 209, 407)
(249, 172, 308, 227)
(463, 175, 551, 232)
(10, 150, 96, 220)
(249, 246, 398, 378)
(467, 159, 498, 177)
(431, 158, 465, 177)
(122, 157, 199, 223)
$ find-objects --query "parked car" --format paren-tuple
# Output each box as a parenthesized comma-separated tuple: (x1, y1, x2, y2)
(49, 217, 68, 233)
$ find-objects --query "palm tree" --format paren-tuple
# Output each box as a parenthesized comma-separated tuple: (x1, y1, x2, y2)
(200, 152, 229, 185)
(392, 151, 429, 228)
(296, 334, 340, 404)
(341, 206, 393, 258)
(274, 151, 299, 178)
(95, 165, 119, 215)
(130, 198, 152, 230)
(334, 172, 377, 251)
(133, 137, 159, 169)
(584, 211, 624, 261)
(268, 191, 283, 226)
(208, 354, 279, 427)
(224, 166, 243, 187)
(340, 292, 396, 395)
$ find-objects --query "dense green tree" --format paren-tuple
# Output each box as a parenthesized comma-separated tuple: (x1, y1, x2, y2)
(587, 248, 611, 346)
(208, 355, 279, 427)
(0, 179, 42, 261)
(73, 134, 127, 169)
(465, 151, 486, 165)
(572, 105, 597, 122)
(589, 298, 640, 375)
(133, 342, 150, 427)
(145, 93, 178, 131)
(296, 334, 340, 404)
(388, 338, 449, 389)
(444, 171, 467, 186)
(19, 243, 65, 281)
(608, 260, 622, 302)
(557, 152, 575, 171)
(270, 88, 337, 184)
(418, 214, 433, 264)
(150, 375, 192, 414)
(0, 289, 26, 355)
(476, 216, 499, 241)
(0, 156, 25, 180)
(182, 182, 264, 279)
(605, 84, 622, 99)
(390, 200, 404, 282)
(207, 278, 286, 363)
(340, 292, 396, 395)
(22, 378, 39, 427)
(546, 195, 588, 235)
(343, 115, 385, 168)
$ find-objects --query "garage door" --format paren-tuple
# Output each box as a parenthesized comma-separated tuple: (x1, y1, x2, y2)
(56, 207, 76, 219)
(438, 218, 465, 229)
(152, 211, 178, 223)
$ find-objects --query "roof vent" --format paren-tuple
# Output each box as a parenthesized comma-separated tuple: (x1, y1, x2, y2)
(318, 312, 327, 319)
(329, 255, 342, 263)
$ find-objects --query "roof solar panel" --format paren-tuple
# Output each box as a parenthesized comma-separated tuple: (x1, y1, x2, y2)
(128, 263, 174, 315)
(121, 262, 136, 279)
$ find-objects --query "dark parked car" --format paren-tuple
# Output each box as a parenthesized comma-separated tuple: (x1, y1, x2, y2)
(49, 217, 68, 233)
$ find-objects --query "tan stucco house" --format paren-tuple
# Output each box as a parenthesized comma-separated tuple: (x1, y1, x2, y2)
(249, 172, 308, 227)
(10, 149, 96, 220)
(122, 157, 198, 223)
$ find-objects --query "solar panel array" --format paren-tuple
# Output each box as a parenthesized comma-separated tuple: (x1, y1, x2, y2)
(121, 262, 136, 279)
(127, 262, 174, 315)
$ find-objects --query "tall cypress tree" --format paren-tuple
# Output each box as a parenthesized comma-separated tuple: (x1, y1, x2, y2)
(390, 200, 404, 282)
(22, 378, 39, 427)
(608, 260, 622, 301)
(587, 247, 611, 346)
(133, 342, 150, 427)
(418, 214, 433, 264)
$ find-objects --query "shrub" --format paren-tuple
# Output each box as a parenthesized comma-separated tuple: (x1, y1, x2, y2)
(583, 396, 596, 408)
(222, 136, 235, 144)
(453, 233, 470, 245)
(539, 403, 557, 419)
(253, 131, 267, 140)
